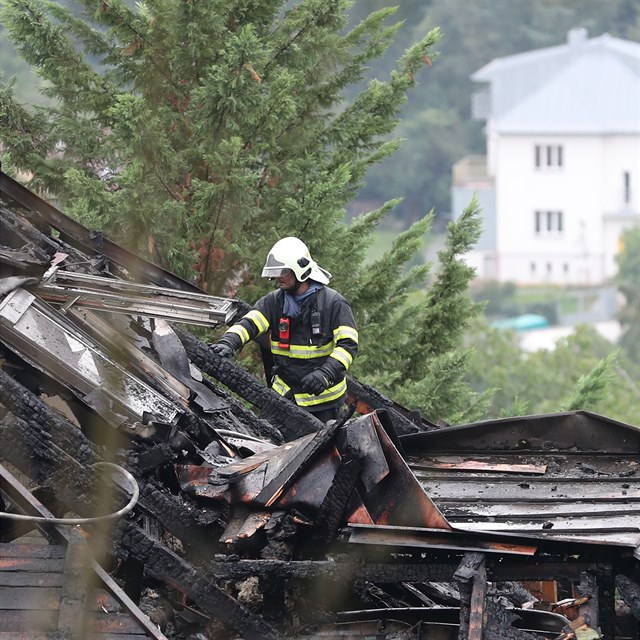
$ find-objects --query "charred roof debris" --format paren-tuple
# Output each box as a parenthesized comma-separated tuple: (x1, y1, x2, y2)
(0, 170, 639, 640)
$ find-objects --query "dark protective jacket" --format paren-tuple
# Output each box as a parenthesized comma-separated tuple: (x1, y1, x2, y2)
(221, 286, 358, 413)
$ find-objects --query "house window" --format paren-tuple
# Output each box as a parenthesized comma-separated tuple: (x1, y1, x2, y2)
(535, 144, 563, 168)
(534, 210, 563, 235)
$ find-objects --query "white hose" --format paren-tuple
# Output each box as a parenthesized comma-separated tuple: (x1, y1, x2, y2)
(0, 462, 139, 524)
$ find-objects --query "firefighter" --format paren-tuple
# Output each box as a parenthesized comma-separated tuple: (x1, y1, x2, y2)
(211, 237, 359, 423)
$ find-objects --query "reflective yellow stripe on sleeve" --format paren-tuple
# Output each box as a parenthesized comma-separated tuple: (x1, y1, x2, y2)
(329, 346, 353, 369)
(272, 376, 291, 397)
(228, 324, 250, 344)
(245, 309, 269, 335)
(333, 325, 358, 343)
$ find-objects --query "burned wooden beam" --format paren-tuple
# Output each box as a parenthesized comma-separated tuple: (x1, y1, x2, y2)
(174, 326, 323, 442)
(117, 522, 283, 640)
(0, 367, 102, 466)
(616, 574, 640, 621)
(204, 557, 458, 583)
(455, 552, 486, 640)
(311, 452, 364, 547)
(347, 377, 437, 435)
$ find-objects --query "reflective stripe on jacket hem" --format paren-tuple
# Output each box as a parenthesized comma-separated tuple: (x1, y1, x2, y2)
(272, 376, 347, 407)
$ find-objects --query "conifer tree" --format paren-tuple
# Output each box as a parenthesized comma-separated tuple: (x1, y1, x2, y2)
(1, 0, 490, 423)
(1, 0, 437, 292)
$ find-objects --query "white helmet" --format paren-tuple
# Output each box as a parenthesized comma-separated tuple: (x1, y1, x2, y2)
(262, 237, 331, 284)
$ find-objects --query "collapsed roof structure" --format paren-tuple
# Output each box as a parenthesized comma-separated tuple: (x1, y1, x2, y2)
(1, 170, 639, 640)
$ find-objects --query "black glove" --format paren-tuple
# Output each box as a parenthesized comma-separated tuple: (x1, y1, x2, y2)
(301, 368, 331, 395)
(211, 342, 235, 358)
(210, 333, 241, 358)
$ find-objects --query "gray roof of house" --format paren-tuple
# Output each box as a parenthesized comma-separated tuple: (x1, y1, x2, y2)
(472, 31, 640, 134)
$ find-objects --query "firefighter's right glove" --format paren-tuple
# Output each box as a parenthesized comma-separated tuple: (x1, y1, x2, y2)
(301, 369, 331, 395)
(211, 342, 235, 358)
(210, 334, 241, 359)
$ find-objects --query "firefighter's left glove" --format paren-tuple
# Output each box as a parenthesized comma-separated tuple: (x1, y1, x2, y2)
(301, 369, 331, 395)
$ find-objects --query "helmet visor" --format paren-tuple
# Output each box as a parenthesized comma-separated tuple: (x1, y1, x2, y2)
(262, 253, 292, 278)
(262, 267, 293, 278)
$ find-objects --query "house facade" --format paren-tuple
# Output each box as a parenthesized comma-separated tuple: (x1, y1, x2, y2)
(452, 28, 640, 285)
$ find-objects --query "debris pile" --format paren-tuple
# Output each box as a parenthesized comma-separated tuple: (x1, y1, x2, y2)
(1, 171, 639, 639)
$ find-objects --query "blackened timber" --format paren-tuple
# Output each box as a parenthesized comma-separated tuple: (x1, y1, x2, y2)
(597, 564, 617, 640)
(0, 379, 225, 556)
(311, 454, 363, 546)
(204, 558, 458, 583)
(117, 522, 283, 640)
(455, 553, 485, 640)
(616, 574, 640, 620)
(347, 378, 436, 436)
(255, 417, 347, 507)
(137, 481, 227, 558)
(468, 555, 487, 639)
(174, 326, 321, 442)
(0, 368, 101, 466)
(0, 411, 103, 519)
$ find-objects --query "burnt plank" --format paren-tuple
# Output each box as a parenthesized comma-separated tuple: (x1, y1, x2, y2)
(118, 522, 282, 640)
(0, 608, 57, 631)
(468, 555, 487, 639)
(0, 555, 65, 573)
(205, 558, 458, 583)
(0, 572, 64, 587)
(0, 585, 61, 609)
(0, 634, 57, 640)
(57, 529, 92, 635)
(175, 326, 318, 442)
(93, 611, 158, 633)
(0, 543, 66, 558)
(455, 552, 485, 640)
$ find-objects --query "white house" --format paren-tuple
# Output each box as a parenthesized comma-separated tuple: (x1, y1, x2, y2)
(452, 28, 640, 285)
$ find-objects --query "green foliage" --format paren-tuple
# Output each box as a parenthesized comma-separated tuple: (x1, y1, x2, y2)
(465, 320, 639, 425)
(348, 197, 487, 424)
(563, 351, 617, 413)
(408, 198, 484, 368)
(0, 0, 438, 292)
